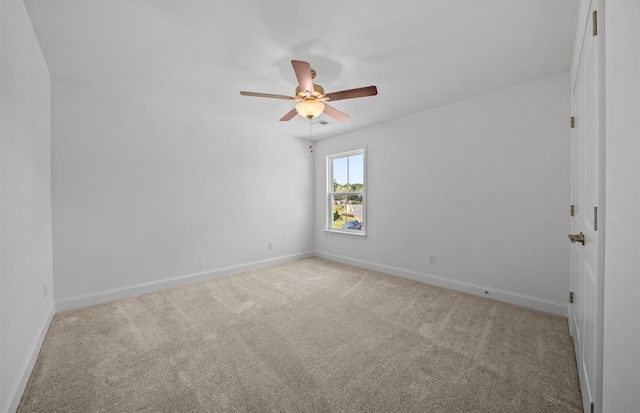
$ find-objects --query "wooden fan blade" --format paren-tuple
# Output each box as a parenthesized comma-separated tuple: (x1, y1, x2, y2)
(324, 86, 378, 101)
(323, 104, 350, 122)
(279, 108, 298, 122)
(240, 91, 297, 100)
(291, 60, 315, 96)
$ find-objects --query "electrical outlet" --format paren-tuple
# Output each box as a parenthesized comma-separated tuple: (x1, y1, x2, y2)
(269, 241, 274, 250)
(428, 254, 436, 264)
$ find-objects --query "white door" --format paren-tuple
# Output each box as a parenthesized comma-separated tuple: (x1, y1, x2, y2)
(569, 1, 603, 412)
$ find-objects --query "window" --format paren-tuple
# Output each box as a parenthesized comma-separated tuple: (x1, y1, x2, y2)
(327, 149, 365, 235)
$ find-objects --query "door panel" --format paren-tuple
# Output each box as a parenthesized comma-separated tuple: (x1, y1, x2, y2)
(569, 1, 601, 412)
(584, 262, 598, 403)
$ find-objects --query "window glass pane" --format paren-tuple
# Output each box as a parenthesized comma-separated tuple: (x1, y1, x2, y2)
(332, 157, 348, 192)
(331, 195, 364, 230)
(347, 154, 364, 190)
(332, 153, 364, 192)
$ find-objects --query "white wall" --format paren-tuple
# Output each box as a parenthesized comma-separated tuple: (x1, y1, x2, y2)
(0, 0, 54, 411)
(602, 0, 640, 411)
(51, 77, 314, 308)
(315, 73, 571, 314)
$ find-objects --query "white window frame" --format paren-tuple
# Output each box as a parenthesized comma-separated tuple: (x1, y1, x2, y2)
(326, 148, 366, 236)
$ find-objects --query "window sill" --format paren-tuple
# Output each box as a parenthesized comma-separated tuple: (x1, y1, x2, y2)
(324, 229, 367, 237)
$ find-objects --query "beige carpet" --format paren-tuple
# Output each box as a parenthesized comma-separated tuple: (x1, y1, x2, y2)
(18, 257, 582, 412)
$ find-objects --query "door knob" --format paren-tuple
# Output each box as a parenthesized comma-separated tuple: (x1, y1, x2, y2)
(568, 232, 585, 245)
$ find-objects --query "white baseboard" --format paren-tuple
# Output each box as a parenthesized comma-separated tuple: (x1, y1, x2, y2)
(53, 249, 567, 315)
(315, 251, 568, 317)
(55, 251, 315, 312)
(6, 303, 55, 413)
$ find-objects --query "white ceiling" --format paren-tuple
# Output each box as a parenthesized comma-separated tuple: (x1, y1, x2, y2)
(24, 0, 579, 140)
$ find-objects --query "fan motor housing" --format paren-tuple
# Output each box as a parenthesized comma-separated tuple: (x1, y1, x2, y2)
(296, 84, 324, 99)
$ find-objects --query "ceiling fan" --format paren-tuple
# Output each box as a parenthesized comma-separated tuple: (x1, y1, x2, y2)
(240, 60, 377, 122)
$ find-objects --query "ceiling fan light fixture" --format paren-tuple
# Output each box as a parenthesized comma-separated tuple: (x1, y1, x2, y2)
(240, 60, 377, 122)
(295, 100, 325, 119)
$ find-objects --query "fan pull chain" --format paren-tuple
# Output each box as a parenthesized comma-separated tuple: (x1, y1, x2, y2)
(309, 119, 314, 153)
